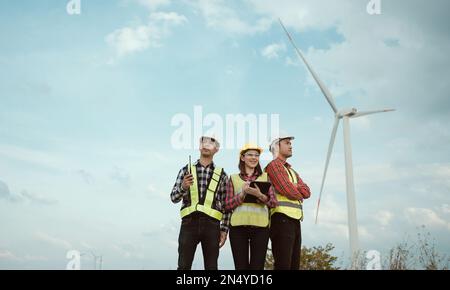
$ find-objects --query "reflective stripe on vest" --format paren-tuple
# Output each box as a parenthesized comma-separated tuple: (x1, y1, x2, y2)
(180, 165, 224, 221)
(230, 173, 270, 227)
(270, 167, 303, 220)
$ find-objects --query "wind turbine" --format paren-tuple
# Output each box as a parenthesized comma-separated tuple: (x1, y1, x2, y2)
(279, 19, 395, 262)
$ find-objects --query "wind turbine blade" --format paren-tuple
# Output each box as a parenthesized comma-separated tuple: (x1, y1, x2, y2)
(315, 117, 340, 224)
(351, 109, 396, 118)
(279, 18, 338, 114)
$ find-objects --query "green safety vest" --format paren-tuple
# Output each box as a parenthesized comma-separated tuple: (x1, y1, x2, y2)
(230, 173, 270, 227)
(180, 165, 224, 221)
(270, 167, 303, 220)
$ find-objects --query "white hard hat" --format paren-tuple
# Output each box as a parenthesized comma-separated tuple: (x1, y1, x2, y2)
(199, 135, 220, 148)
(269, 132, 295, 153)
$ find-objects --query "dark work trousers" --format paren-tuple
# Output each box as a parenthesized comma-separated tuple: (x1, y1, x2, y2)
(269, 213, 302, 270)
(229, 225, 270, 270)
(177, 212, 221, 270)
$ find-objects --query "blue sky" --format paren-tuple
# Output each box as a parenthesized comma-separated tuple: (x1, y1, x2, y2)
(1, 0, 449, 269)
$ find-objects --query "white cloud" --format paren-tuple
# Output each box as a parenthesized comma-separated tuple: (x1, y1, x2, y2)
(152, 151, 170, 162)
(76, 169, 95, 185)
(147, 184, 157, 193)
(442, 204, 450, 215)
(322, 162, 450, 191)
(305, 193, 373, 252)
(249, 0, 345, 31)
(405, 164, 450, 198)
(312, 194, 372, 237)
(313, 116, 323, 122)
(137, 0, 171, 10)
(351, 115, 371, 131)
(378, 210, 393, 228)
(149, 11, 187, 24)
(190, 0, 272, 35)
(0, 249, 20, 261)
(20, 190, 58, 205)
(0, 249, 49, 262)
(147, 183, 169, 201)
(0, 180, 13, 201)
(35, 232, 73, 250)
(142, 222, 178, 253)
(285, 56, 299, 67)
(80, 241, 94, 250)
(111, 243, 145, 259)
(22, 255, 48, 262)
(248, 0, 450, 123)
(0, 144, 67, 171)
(0, 179, 57, 205)
(404, 208, 450, 231)
(105, 0, 181, 58)
(109, 166, 131, 187)
(106, 25, 162, 57)
(106, 12, 187, 58)
(231, 41, 240, 48)
(261, 42, 286, 60)
(314, 194, 347, 225)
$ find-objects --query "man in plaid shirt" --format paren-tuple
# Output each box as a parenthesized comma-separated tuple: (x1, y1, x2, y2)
(171, 136, 230, 270)
(265, 133, 311, 270)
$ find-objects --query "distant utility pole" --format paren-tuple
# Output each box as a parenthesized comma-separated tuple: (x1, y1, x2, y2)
(99, 255, 103, 270)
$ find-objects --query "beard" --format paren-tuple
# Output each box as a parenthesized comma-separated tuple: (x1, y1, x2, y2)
(200, 148, 213, 157)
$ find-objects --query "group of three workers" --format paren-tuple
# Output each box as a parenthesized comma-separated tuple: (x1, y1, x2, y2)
(170, 134, 311, 270)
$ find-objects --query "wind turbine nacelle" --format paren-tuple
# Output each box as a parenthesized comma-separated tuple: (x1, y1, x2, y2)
(338, 108, 358, 117)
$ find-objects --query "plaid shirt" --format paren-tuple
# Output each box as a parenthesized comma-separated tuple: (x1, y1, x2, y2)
(265, 157, 311, 201)
(225, 173, 278, 212)
(171, 160, 230, 233)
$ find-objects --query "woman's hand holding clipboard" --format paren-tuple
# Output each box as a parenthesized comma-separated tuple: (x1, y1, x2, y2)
(243, 181, 271, 203)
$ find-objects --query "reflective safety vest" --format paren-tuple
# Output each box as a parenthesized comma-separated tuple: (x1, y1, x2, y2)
(180, 165, 224, 221)
(230, 173, 270, 227)
(270, 167, 303, 220)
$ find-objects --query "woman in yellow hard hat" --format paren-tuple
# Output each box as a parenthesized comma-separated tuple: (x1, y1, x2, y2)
(224, 143, 277, 270)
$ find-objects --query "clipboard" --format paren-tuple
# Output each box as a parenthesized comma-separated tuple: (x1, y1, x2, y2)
(243, 181, 271, 203)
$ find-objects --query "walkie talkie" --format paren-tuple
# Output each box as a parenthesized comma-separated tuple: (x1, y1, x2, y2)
(188, 155, 192, 175)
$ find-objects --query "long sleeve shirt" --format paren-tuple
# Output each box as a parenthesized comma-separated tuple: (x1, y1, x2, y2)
(224, 172, 278, 212)
(265, 157, 311, 201)
(170, 160, 230, 233)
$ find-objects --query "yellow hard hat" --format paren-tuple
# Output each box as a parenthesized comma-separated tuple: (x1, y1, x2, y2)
(239, 143, 263, 158)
